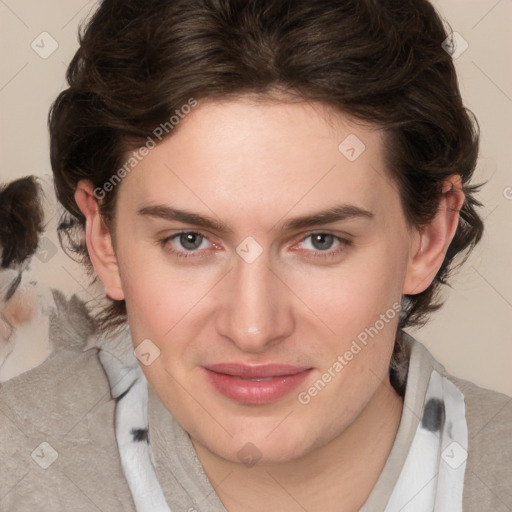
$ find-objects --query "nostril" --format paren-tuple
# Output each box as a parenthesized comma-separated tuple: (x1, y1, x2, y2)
(0, 315, 13, 341)
(4, 289, 38, 326)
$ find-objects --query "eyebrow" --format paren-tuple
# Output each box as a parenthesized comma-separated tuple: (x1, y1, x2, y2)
(4, 272, 22, 301)
(137, 203, 374, 234)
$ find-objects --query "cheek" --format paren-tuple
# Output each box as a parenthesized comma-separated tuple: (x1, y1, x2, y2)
(4, 289, 39, 326)
(291, 241, 407, 335)
(119, 258, 196, 343)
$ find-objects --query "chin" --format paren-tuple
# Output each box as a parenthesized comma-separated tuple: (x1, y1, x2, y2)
(199, 415, 316, 465)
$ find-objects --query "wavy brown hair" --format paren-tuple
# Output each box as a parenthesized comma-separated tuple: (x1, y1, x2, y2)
(1, 176, 45, 268)
(49, 0, 483, 391)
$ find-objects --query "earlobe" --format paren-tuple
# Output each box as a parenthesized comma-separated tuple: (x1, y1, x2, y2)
(403, 175, 465, 295)
(74, 180, 125, 301)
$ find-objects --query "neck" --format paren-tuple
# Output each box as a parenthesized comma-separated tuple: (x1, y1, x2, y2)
(192, 378, 403, 512)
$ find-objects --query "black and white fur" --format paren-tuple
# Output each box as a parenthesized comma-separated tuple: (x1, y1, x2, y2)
(1, 176, 170, 510)
(96, 328, 171, 512)
(0, 177, 55, 381)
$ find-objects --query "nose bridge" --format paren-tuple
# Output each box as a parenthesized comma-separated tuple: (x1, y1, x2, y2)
(216, 249, 292, 352)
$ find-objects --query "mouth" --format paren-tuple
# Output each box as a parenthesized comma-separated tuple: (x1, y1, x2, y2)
(201, 363, 313, 404)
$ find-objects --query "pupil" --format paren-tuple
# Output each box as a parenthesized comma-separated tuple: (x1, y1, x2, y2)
(312, 234, 333, 251)
(181, 233, 201, 250)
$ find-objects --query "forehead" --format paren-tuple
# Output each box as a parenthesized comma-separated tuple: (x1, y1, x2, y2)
(116, 97, 398, 228)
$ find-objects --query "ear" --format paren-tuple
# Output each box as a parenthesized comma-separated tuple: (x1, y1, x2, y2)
(403, 175, 465, 295)
(74, 180, 124, 301)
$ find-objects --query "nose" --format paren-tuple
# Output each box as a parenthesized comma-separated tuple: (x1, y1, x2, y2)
(215, 249, 294, 354)
(0, 314, 14, 342)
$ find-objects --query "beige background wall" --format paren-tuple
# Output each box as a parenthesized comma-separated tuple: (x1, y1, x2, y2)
(1, 0, 511, 395)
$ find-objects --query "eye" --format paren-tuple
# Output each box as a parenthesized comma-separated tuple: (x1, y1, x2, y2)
(295, 232, 351, 259)
(160, 231, 213, 259)
(160, 230, 352, 261)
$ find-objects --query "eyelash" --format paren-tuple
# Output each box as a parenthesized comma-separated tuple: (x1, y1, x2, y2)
(159, 231, 352, 261)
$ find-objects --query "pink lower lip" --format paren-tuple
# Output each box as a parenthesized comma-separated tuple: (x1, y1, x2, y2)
(202, 368, 313, 404)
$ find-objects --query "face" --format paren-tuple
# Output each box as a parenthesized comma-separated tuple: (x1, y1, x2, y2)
(105, 97, 418, 464)
(0, 268, 40, 366)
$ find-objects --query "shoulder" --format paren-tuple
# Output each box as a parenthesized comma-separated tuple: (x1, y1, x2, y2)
(446, 374, 512, 511)
(0, 339, 135, 511)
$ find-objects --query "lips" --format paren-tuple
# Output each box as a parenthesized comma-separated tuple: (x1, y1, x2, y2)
(202, 363, 313, 404)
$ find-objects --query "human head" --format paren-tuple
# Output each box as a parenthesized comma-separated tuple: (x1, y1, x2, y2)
(50, 0, 482, 334)
(49, 0, 483, 462)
